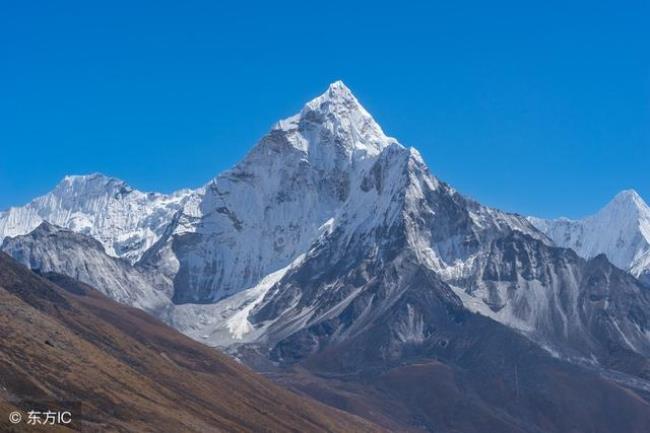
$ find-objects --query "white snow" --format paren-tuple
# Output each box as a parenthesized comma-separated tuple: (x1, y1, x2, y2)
(0, 173, 195, 264)
(529, 189, 650, 277)
(167, 255, 304, 347)
(395, 304, 426, 343)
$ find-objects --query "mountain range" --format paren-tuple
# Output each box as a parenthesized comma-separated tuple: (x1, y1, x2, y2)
(2, 81, 649, 432)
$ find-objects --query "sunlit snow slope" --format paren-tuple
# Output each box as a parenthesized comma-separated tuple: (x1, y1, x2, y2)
(530, 190, 650, 284)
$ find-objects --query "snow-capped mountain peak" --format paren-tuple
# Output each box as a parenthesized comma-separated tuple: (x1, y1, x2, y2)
(600, 189, 650, 221)
(611, 188, 644, 203)
(301, 80, 366, 117)
(166, 83, 405, 303)
(530, 189, 650, 278)
(0, 173, 194, 264)
(52, 173, 134, 201)
(271, 81, 396, 160)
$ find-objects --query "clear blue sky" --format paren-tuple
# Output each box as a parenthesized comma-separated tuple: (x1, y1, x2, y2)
(1, 0, 648, 218)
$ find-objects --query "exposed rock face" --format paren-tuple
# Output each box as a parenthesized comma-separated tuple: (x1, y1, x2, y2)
(1, 221, 172, 313)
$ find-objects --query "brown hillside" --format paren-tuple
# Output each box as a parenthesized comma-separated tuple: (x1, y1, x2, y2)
(0, 253, 385, 433)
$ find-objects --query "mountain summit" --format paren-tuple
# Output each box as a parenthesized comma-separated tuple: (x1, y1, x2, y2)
(248, 81, 397, 176)
(602, 189, 650, 221)
(0, 173, 193, 263)
(530, 189, 650, 282)
(275, 80, 392, 154)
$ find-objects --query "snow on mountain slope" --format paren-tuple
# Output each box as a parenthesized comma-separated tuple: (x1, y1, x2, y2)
(529, 190, 650, 280)
(237, 137, 650, 366)
(0, 173, 194, 264)
(164, 81, 547, 309)
(168, 255, 304, 348)
(165, 81, 402, 303)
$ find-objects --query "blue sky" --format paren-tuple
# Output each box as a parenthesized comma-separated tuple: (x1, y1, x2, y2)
(1, 0, 648, 218)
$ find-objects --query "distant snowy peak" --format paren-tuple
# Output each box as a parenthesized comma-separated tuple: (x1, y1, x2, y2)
(610, 189, 649, 210)
(54, 173, 132, 198)
(53, 172, 193, 202)
(602, 190, 650, 230)
(0, 173, 195, 264)
(529, 189, 650, 276)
